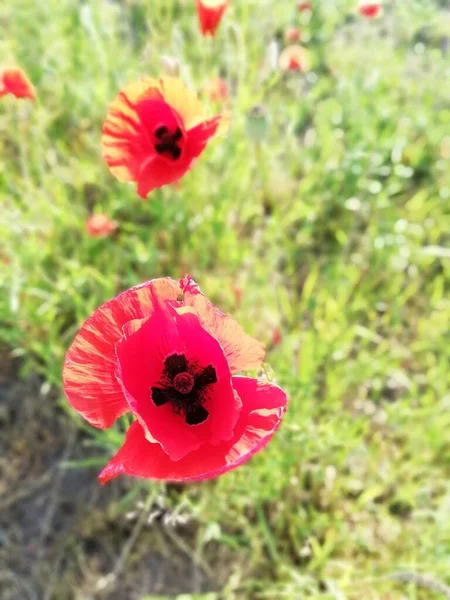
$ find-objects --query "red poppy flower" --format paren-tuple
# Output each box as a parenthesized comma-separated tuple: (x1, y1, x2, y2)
(204, 76, 229, 103)
(285, 27, 301, 44)
(0, 67, 35, 100)
(86, 214, 118, 238)
(271, 327, 282, 348)
(63, 276, 287, 483)
(297, 2, 312, 12)
(279, 45, 310, 73)
(101, 77, 227, 198)
(358, 1, 382, 18)
(196, 0, 228, 37)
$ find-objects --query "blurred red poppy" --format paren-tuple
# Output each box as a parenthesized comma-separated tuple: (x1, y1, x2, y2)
(279, 45, 310, 72)
(204, 76, 229, 103)
(86, 214, 118, 238)
(271, 327, 282, 347)
(63, 276, 287, 483)
(358, 1, 381, 18)
(297, 2, 312, 12)
(196, 0, 228, 37)
(102, 77, 227, 198)
(285, 27, 301, 44)
(0, 67, 35, 100)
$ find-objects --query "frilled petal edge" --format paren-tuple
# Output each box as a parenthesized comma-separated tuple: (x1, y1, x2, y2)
(62, 278, 181, 428)
(98, 377, 287, 483)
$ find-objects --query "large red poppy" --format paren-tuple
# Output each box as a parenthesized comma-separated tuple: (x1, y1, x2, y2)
(101, 77, 226, 198)
(196, 0, 228, 37)
(0, 67, 35, 100)
(63, 276, 287, 483)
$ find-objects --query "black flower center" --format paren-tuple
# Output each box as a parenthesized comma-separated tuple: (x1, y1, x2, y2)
(154, 125, 183, 160)
(151, 353, 217, 425)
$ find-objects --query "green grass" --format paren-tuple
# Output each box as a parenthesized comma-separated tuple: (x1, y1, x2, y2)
(1, 0, 450, 598)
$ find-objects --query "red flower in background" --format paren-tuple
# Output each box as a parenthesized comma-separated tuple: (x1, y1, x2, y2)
(196, 0, 228, 37)
(279, 45, 310, 72)
(0, 67, 35, 100)
(86, 214, 118, 238)
(285, 27, 301, 44)
(63, 276, 287, 483)
(102, 77, 227, 198)
(271, 327, 282, 348)
(204, 76, 229, 103)
(297, 2, 312, 12)
(358, 1, 382, 18)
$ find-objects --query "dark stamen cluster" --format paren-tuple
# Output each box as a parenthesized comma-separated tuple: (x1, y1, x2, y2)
(151, 353, 217, 425)
(154, 125, 183, 160)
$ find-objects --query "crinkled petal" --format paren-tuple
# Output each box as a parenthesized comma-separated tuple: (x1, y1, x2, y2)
(180, 277, 265, 372)
(62, 278, 181, 428)
(101, 78, 163, 182)
(185, 116, 222, 159)
(136, 155, 190, 198)
(98, 377, 287, 483)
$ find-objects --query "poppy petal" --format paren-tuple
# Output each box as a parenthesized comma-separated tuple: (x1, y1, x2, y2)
(196, 0, 228, 37)
(279, 45, 310, 73)
(0, 68, 35, 100)
(98, 377, 287, 483)
(62, 278, 181, 428)
(185, 116, 222, 159)
(101, 78, 163, 182)
(115, 303, 240, 461)
(136, 155, 190, 198)
(158, 76, 206, 130)
(180, 278, 265, 372)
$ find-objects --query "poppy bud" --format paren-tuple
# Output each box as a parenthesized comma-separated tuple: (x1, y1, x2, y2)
(246, 105, 269, 143)
(160, 55, 180, 77)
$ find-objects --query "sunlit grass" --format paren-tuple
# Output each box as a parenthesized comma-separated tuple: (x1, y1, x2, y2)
(1, 0, 449, 597)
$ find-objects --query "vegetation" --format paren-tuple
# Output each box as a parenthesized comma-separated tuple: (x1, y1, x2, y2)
(1, 0, 449, 598)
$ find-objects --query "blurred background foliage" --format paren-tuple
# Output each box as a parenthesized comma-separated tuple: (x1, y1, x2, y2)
(0, 0, 449, 598)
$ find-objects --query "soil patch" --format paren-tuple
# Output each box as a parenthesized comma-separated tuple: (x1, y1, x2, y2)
(0, 348, 221, 600)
